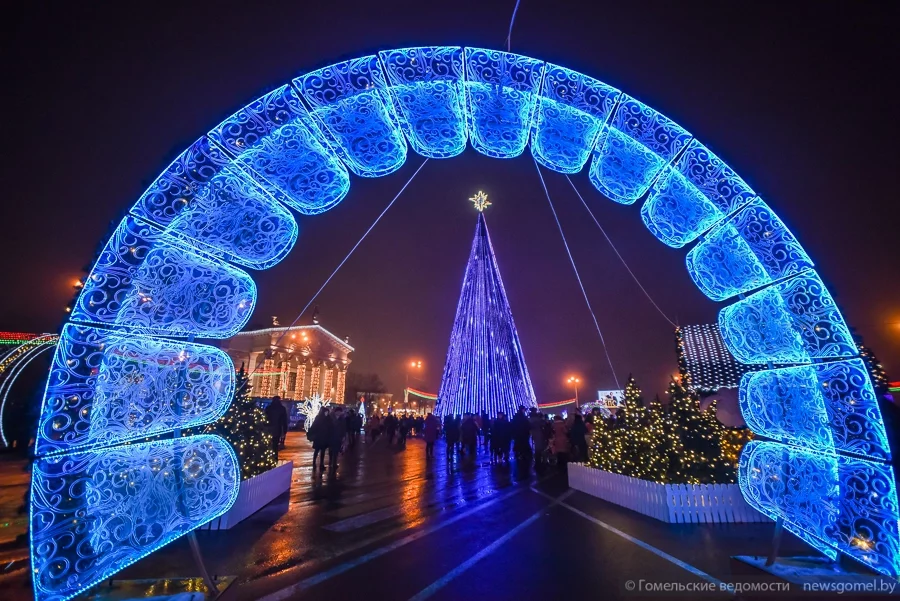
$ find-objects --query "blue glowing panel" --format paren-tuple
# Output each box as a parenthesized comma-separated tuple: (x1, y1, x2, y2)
(589, 96, 692, 204)
(719, 271, 856, 364)
(379, 46, 467, 159)
(641, 140, 756, 247)
(740, 360, 891, 461)
(36, 325, 235, 456)
(131, 137, 297, 269)
(463, 47, 545, 159)
(531, 63, 621, 173)
(31, 435, 239, 601)
(71, 216, 255, 338)
(718, 285, 807, 364)
(739, 441, 900, 577)
(687, 199, 814, 301)
(294, 56, 407, 177)
(207, 85, 350, 216)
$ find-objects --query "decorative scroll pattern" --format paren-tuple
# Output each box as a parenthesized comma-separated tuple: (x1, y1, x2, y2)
(208, 85, 350, 216)
(464, 48, 545, 159)
(36, 325, 234, 456)
(130, 137, 297, 269)
(740, 360, 890, 461)
(531, 63, 621, 174)
(590, 96, 691, 204)
(379, 46, 467, 159)
(719, 271, 855, 364)
(718, 285, 807, 364)
(687, 199, 814, 301)
(641, 140, 756, 248)
(31, 436, 239, 601)
(71, 217, 255, 338)
(294, 55, 407, 177)
(740, 441, 900, 577)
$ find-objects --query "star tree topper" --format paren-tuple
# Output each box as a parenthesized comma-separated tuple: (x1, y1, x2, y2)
(470, 190, 491, 212)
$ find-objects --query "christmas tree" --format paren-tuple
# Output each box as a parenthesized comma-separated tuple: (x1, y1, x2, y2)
(436, 192, 537, 417)
(204, 366, 276, 479)
(858, 344, 890, 399)
(664, 376, 728, 484)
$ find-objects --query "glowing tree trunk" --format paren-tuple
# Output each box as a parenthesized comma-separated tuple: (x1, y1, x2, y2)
(436, 212, 536, 418)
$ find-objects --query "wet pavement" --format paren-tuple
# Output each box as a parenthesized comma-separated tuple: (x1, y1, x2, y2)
(0, 432, 852, 600)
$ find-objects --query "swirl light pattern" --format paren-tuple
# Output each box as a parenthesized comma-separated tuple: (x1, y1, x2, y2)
(464, 48, 545, 159)
(739, 360, 890, 461)
(740, 441, 900, 576)
(208, 85, 350, 216)
(33, 45, 900, 599)
(641, 140, 756, 248)
(718, 270, 855, 364)
(589, 95, 692, 204)
(131, 137, 298, 269)
(36, 325, 234, 456)
(71, 216, 255, 339)
(531, 63, 621, 174)
(294, 55, 407, 177)
(31, 436, 238, 601)
(686, 199, 814, 301)
(379, 46, 467, 159)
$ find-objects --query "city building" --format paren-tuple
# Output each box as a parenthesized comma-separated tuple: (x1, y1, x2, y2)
(219, 324, 353, 404)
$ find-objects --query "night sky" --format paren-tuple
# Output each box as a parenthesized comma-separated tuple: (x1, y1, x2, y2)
(5, 1, 899, 402)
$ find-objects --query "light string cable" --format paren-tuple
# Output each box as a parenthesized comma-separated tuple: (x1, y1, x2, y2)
(242, 158, 430, 390)
(533, 159, 620, 389)
(564, 175, 677, 328)
(505, 0, 522, 52)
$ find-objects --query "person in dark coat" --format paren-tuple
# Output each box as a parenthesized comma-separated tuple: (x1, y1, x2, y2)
(569, 414, 588, 462)
(264, 396, 288, 461)
(481, 412, 491, 449)
(308, 407, 332, 470)
(460, 413, 479, 456)
(329, 407, 347, 475)
(444, 414, 460, 454)
(511, 406, 531, 460)
(423, 413, 440, 458)
(491, 412, 512, 463)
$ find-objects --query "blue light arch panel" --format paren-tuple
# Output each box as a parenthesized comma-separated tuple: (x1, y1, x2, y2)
(36, 325, 235, 456)
(207, 85, 350, 216)
(641, 140, 756, 248)
(740, 441, 900, 577)
(739, 359, 890, 461)
(589, 95, 692, 204)
(379, 46, 467, 159)
(531, 63, 620, 174)
(131, 137, 297, 269)
(71, 216, 255, 338)
(294, 55, 407, 177)
(718, 270, 856, 364)
(31, 435, 239, 601)
(686, 198, 814, 301)
(464, 48, 545, 159)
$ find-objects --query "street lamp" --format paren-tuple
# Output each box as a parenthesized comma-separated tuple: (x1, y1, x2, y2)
(406, 359, 424, 413)
(567, 375, 581, 407)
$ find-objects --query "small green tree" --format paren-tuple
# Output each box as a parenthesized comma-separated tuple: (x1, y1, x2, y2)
(204, 366, 276, 480)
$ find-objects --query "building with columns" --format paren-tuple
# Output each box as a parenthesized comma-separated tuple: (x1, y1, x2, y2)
(219, 324, 353, 404)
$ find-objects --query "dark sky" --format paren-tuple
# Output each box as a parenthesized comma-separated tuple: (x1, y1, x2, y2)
(5, 1, 900, 402)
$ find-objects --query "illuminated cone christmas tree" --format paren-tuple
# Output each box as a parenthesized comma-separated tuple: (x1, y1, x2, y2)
(436, 192, 537, 418)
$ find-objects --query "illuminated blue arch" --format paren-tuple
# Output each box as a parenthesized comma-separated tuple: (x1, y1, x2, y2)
(32, 45, 900, 600)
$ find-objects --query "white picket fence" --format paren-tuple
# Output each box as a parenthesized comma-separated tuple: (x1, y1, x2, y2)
(568, 463, 769, 524)
(200, 460, 293, 530)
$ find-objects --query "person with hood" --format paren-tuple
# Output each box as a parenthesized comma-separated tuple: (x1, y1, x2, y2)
(264, 395, 288, 461)
(308, 407, 332, 470)
(423, 412, 440, 458)
(460, 413, 479, 456)
(551, 415, 571, 471)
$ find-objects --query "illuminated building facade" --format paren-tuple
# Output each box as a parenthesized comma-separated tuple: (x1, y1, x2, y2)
(219, 324, 353, 403)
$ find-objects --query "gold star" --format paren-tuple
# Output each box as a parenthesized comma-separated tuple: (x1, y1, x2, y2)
(470, 191, 491, 212)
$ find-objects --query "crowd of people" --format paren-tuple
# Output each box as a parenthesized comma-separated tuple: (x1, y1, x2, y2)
(265, 395, 595, 477)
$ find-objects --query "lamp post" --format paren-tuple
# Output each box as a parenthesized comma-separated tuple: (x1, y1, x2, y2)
(406, 360, 423, 413)
(567, 376, 581, 408)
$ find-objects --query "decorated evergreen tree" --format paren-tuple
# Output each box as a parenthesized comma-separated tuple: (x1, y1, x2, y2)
(858, 344, 890, 399)
(204, 366, 276, 480)
(645, 394, 670, 483)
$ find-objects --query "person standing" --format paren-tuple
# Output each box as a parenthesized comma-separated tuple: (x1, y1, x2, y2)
(423, 412, 440, 459)
(530, 409, 547, 468)
(481, 412, 492, 450)
(329, 407, 347, 475)
(366, 413, 381, 443)
(460, 413, 479, 457)
(308, 407, 332, 470)
(569, 414, 588, 463)
(492, 412, 512, 463)
(551, 415, 571, 471)
(511, 406, 531, 460)
(264, 396, 288, 462)
(444, 414, 460, 455)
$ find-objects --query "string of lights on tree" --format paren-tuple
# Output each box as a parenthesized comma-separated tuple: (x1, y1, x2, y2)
(435, 192, 537, 418)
